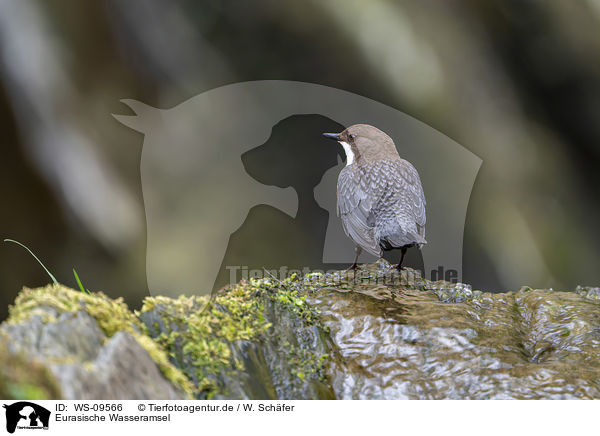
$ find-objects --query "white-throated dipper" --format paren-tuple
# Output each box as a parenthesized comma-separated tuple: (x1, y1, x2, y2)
(323, 124, 426, 270)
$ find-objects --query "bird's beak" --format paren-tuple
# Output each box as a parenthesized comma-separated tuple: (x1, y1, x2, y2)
(322, 132, 340, 141)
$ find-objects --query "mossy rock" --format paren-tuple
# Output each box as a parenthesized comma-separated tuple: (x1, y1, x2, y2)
(2, 284, 192, 399)
(139, 276, 333, 399)
(0, 278, 333, 400)
(3, 262, 600, 399)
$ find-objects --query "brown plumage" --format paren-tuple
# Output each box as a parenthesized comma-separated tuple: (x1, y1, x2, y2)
(323, 124, 426, 270)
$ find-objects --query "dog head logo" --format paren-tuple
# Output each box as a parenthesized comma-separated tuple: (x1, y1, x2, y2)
(3, 402, 50, 433)
(114, 80, 481, 296)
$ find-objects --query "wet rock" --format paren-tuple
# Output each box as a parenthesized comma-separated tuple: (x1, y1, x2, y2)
(576, 285, 600, 301)
(308, 262, 600, 399)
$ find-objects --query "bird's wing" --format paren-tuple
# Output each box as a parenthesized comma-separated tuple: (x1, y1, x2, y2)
(394, 159, 426, 241)
(337, 159, 427, 253)
(336, 164, 381, 256)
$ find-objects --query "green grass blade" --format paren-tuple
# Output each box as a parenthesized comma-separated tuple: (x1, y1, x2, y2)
(3, 239, 58, 284)
(72, 268, 89, 294)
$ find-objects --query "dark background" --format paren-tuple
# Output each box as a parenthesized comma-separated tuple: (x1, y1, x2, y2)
(1, 0, 600, 319)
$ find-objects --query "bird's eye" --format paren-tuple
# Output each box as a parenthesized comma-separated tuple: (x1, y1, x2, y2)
(349, 134, 356, 141)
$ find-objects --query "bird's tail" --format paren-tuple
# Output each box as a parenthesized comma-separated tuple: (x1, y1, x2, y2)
(411, 232, 427, 246)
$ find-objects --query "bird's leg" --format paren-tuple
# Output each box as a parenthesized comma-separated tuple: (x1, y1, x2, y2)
(395, 247, 407, 271)
(345, 246, 362, 271)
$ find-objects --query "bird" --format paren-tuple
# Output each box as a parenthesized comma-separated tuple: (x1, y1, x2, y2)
(322, 124, 426, 271)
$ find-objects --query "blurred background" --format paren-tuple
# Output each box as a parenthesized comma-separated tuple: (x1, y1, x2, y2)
(1, 0, 600, 319)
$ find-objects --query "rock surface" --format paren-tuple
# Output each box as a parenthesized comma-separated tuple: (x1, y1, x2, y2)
(1, 262, 600, 399)
(0, 285, 190, 400)
(1, 310, 186, 400)
(310, 265, 600, 399)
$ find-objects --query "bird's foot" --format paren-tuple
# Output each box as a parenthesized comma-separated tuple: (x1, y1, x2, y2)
(345, 263, 360, 273)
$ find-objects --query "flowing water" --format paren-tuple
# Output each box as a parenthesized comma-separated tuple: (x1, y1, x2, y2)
(305, 262, 600, 399)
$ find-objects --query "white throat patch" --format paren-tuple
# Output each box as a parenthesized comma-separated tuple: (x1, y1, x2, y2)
(339, 141, 354, 166)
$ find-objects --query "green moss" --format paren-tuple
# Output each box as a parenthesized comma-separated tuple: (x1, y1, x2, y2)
(283, 340, 329, 382)
(139, 275, 328, 398)
(5, 277, 330, 400)
(140, 283, 272, 398)
(251, 274, 321, 325)
(6, 284, 193, 398)
(258, 276, 330, 381)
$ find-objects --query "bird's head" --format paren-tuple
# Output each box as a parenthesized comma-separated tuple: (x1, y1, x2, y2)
(322, 124, 398, 165)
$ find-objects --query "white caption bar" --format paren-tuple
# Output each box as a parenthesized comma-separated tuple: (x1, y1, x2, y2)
(0, 400, 593, 436)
